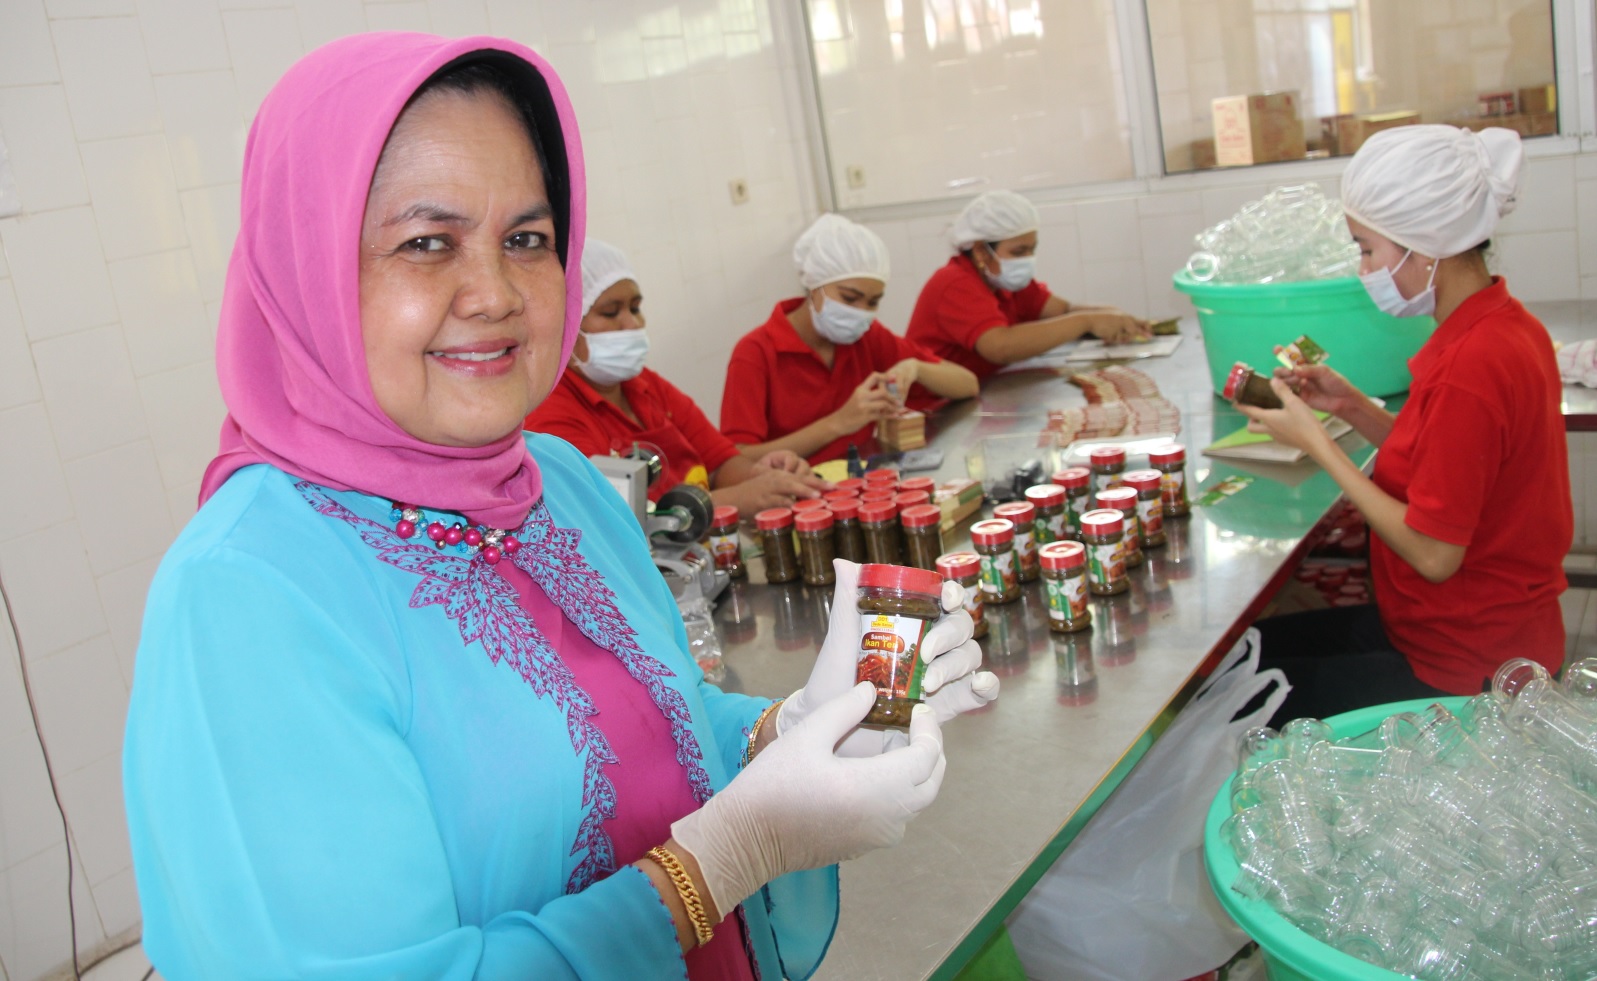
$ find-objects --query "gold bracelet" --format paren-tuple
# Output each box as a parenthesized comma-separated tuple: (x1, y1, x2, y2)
(646, 845, 714, 947)
(743, 699, 783, 768)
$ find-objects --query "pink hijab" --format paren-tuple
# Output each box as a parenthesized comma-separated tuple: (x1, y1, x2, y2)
(199, 33, 586, 529)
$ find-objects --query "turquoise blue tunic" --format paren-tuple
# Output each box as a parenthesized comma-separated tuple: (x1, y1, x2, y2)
(124, 434, 838, 979)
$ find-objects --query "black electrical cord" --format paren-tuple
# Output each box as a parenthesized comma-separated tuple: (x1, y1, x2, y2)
(140, 966, 155, 981)
(0, 572, 83, 980)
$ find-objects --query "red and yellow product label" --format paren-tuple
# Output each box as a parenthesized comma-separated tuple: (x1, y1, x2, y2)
(979, 549, 1017, 597)
(1160, 470, 1187, 510)
(1088, 541, 1126, 589)
(1045, 574, 1089, 623)
(856, 611, 930, 700)
(1135, 496, 1164, 539)
(708, 531, 741, 569)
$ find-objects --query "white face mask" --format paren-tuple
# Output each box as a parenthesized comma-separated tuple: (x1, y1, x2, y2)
(1359, 250, 1436, 319)
(981, 246, 1036, 291)
(811, 294, 874, 345)
(574, 328, 649, 386)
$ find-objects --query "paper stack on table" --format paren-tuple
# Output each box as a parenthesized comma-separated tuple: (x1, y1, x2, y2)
(876, 409, 926, 451)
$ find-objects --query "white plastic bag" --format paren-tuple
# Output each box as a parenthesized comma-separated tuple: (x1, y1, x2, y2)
(1007, 628, 1288, 981)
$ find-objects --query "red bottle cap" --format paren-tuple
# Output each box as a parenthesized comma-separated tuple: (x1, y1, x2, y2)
(1040, 540, 1086, 571)
(791, 498, 828, 513)
(898, 476, 936, 494)
(1088, 445, 1126, 468)
(823, 488, 860, 503)
(936, 552, 982, 579)
(835, 477, 867, 493)
(795, 509, 834, 532)
(827, 498, 860, 520)
(755, 507, 794, 530)
(1095, 487, 1139, 513)
(1148, 444, 1186, 466)
(1122, 469, 1162, 494)
(1024, 484, 1067, 508)
(900, 504, 942, 528)
(858, 562, 943, 598)
(711, 505, 740, 528)
(1080, 509, 1124, 536)
(993, 501, 1037, 525)
(970, 518, 1015, 545)
(1052, 467, 1091, 489)
(1223, 362, 1251, 401)
(864, 468, 899, 483)
(860, 501, 898, 524)
(894, 490, 931, 509)
(861, 488, 896, 504)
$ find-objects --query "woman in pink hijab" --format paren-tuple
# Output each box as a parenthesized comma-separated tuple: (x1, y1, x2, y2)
(123, 32, 994, 980)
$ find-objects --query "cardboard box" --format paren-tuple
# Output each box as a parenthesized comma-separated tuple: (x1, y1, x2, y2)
(1190, 137, 1217, 171)
(1212, 91, 1306, 166)
(1478, 91, 1516, 117)
(1456, 111, 1556, 137)
(1519, 83, 1557, 115)
(1333, 110, 1420, 155)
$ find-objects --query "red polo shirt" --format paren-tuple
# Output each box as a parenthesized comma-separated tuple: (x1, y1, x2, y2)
(1371, 278, 1570, 693)
(720, 298, 939, 465)
(905, 253, 1052, 381)
(524, 367, 739, 502)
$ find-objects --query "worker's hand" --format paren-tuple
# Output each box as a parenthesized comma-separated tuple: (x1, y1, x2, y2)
(753, 449, 814, 478)
(1236, 377, 1335, 455)
(832, 373, 900, 434)
(884, 359, 922, 402)
(714, 468, 826, 515)
(671, 682, 946, 916)
(777, 560, 996, 757)
(1089, 312, 1152, 344)
(1271, 362, 1364, 419)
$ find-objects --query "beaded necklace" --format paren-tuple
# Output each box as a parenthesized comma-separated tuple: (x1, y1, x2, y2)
(390, 503, 522, 565)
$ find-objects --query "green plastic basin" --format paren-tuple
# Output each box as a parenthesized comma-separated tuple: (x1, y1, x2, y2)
(1203, 696, 1469, 981)
(1173, 271, 1435, 398)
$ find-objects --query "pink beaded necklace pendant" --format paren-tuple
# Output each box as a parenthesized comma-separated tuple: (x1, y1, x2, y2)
(390, 503, 521, 565)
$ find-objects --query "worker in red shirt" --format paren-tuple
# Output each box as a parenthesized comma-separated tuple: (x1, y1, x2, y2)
(1239, 125, 1571, 722)
(720, 214, 979, 465)
(906, 190, 1150, 382)
(525, 240, 828, 514)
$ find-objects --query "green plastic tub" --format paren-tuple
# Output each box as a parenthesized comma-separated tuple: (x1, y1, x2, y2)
(1203, 696, 1469, 981)
(1173, 271, 1435, 399)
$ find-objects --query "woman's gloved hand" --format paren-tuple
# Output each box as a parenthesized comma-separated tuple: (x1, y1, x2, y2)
(776, 559, 997, 756)
(671, 682, 945, 917)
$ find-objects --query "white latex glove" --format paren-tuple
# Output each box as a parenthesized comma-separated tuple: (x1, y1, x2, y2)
(777, 559, 997, 755)
(671, 681, 945, 916)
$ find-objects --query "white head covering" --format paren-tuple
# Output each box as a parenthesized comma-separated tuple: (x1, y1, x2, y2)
(1341, 125, 1522, 259)
(580, 238, 637, 316)
(950, 190, 1041, 251)
(793, 213, 890, 289)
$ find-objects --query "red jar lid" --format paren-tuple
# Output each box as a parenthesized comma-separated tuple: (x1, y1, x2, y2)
(898, 476, 936, 494)
(1095, 487, 1138, 513)
(900, 504, 941, 528)
(835, 477, 867, 493)
(823, 488, 859, 503)
(861, 488, 896, 504)
(827, 498, 860, 520)
(1052, 466, 1091, 490)
(864, 468, 899, 483)
(858, 562, 943, 598)
(711, 505, 740, 528)
(1040, 540, 1086, 571)
(860, 501, 898, 524)
(1080, 509, 1124, 536)
(1222, 362, 1251, 401)
(1148, 443, 1186, 466)
(791, 498, 828, 513)
(993, 501, 1037, 525)
(1088, 445, 1126, 468)
(936, 551, 982, 578)
(1024, 484, 1067, 508)
(796, 509, 834, 532)
(755, 507, 794, 530)
(970, 518, 1015, 545)
(1123, 469, 1162, 493)
(894, 490, 931, 509)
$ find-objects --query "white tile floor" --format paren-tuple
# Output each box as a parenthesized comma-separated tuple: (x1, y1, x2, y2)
(81, 943, 158, 981)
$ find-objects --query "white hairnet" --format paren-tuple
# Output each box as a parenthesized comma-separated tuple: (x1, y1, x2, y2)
(950, 190, 1040, 251)
(1341, 125, 1522, 259)
(793, 213, 891, 289)
(580, 238, 637, 316)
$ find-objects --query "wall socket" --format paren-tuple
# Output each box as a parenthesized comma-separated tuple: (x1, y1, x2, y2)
(729, 178, 749, 205)
(845, 165, 866, 189)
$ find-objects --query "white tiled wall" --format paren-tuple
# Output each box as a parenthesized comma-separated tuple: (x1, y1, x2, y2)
(0, 1, 1595, 978)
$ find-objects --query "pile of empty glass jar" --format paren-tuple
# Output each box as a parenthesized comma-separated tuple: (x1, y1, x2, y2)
(1222, 657, 1597, 980)
(1185, 183, 1361, 285)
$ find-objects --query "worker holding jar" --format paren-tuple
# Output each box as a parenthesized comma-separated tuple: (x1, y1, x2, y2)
(525, 239, 828, 514)
(720, 214, 979, 465)
(1238, 125, 1571, 723)
(906, 190, 1151, 382)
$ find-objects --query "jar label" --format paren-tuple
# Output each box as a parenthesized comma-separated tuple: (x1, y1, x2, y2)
(1160, 470, 1187, 509)
(1045, 574, 1088, 622)
(708, 531, 741, 569)
(1016, 528, 1038, 567)
(1121, 510, 1143, 559)
(1094, 472, 1123, 496)
(960, 580, 985, 626)
(1044, 513, 1068, 543)
(856, 611, 930, 700)
(1136, 497, 1164, 539)
(979, 549, 1017, 595)
(1088, 541, 1125, 587)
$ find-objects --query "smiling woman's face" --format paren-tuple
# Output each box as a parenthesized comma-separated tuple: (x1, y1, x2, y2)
(359, 87, 567, 447)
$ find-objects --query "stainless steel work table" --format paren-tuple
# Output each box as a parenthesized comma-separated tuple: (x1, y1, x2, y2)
(714, 321, 1379, 980)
